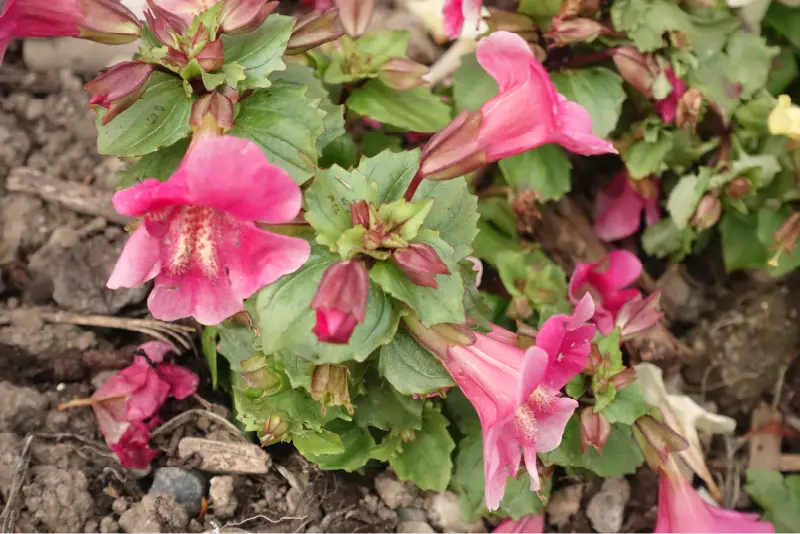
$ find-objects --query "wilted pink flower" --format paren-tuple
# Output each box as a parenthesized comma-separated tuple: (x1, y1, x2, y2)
(419, 32, 616, 182)
(494, 514, 545, 533)
(568, 250, 642, 335)
(442, 0, 482, 39)
(408, 295, 596, 510)
(59, 342, 199, 468)
(310, 260, 370, 344)
(107, 136, 310, 325)
(0, 0, 141, 63)
(86, 61, 154, 125)
(653, 68, 686, 124)
(655, 460, 774, 533)
(615, 291, 663, 339)
(594, 171, 660, 242)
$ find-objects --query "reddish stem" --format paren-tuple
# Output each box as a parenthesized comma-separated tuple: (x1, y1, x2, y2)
(403, 169, 424, 202)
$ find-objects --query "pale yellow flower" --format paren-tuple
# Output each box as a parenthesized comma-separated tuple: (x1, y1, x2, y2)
(769, 95, 800, 142)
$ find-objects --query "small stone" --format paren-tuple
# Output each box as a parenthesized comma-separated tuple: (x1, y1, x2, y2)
(119, 494, 189, 533)
(112, 499, 129, 515)
(587, 478, 631, 534)
(209, 476, 238, 519)
(0, 381, 48, 433)
(177, 437, 272, 474)
(548, 484, 584, 528)
(0, 433, 21, 499)
(85, 519, 99, 533)
(22, 466, 94, 533)
(374, 471, 418, 510)
(148, 467, 205, 517)
(100, 516, 119, 534)
(427, 492, 487, 533)
(397, 520, 435, 533)
(397, 507, 427, 522)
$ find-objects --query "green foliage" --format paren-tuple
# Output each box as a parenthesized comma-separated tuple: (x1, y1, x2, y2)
(746, 469, 800, 532)
(201, 326, 219, 389)
(611, 0, 692, 52)
(117, 138, 189, 187)
(389, 404, 455, 491)
(354, 372, 425, 431)
(551, 67, 626, 138)
(379, 331, 455, 395)
(499, 145, 573, 201)
(222, 15, 294, 90)
(600, 386, 650, 425)
(347, 80, 452, 132)
(452, 54, 498, 112)
(324, 31, 410, 84)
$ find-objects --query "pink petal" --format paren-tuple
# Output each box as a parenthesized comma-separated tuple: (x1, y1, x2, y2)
(592, 307, 616, 335)
(220, 223, 311, 300)
(109, 419, 161, 469)
(532, 394, 577, 453)
(517, 346, 548, 405)
(602, 288, 641, 317)
(93, 356, 152, 404)
(551, 94, 617, 156)
(313, 308, 359, 344)
(645, 192, 661, 226)
(568, 293, 596, 328)
(179, 137, 303, 224)
(593, 184, 647, 241)
(494, 515, 545, 534)
(106, 226, 161, 289)
(442, 0, 464, 39)
(156, 363, 199, 399)
(593, 250, 643, 292)
(93, 403, 129, 445)
(124, 365, 171, 421)
(148, 267, 244, 325)
(137, 341, 174, 364)
(112, 177, 188, 217)
(483, 417, 521, 511)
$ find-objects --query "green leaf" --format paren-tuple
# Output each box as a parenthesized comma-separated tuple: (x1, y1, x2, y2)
(746, 469, 800, 533)
(767, 47, 798, 96)
(462, 262, 492, 331)
(354, 373, 425, 431)
(566, 375, 586, 400)
(254, 244, 400, 363)
(413, 178, 480, 261)
(379, 331, 455, 395)
(301, 420, 376, 471)
(610, 0, 692, 52)
(541, 418, 644, 477)
(217, 323, 257, 373)
(230, 86, 326, 185)
(495, 249, 571, 322)
(452, 54, 498, 113)
(720, 211, 768, 272)
(222, 15, 294, 90)
(201, 326, 219, 389)
(551, 67, 626, 138)
(499, 145, 572, 201)
(275, 352, 314, 389)
(363, 131, 403, 157)
(756, 207, 800, 277)
(390, 404, 455, 491)
(292, 427, 346, 455)
(347, 80, 452, 133)
(765, 2, 800, 49)
(518, 0, 561, 18)
(355, 30, 411, 58)
(642, 218, 695, 261)
(96, 72, 193, 158)
(444, 389, 480, 435)
(358, 149, 420, 203)
(667, 172, 704, 230)
(116, 138, 189, 188)
(320, 135, 358, 169)
(370, 230, 465, 326)
(600, 385, 650, 425)
(622, 130, 675, 179)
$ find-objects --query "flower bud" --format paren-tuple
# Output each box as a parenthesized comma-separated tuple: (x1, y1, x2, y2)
(86, 61, 154, 125)
(615, 292, 663, 339)
(612, 47, 658, 99)
(262, 413, 290, 443)
(334, 0, 375, 37)
(770, 212, 800, 266)
(392, 242, 451, 288)
(580, 407, 611, 455)
(419, 110, 486, 181)
(190, 92, 235, 136)
(145, 0, 185, 48)
(676, 87, 703, 132)
(240, 355, 283, 396)
(485, 8, 537, 40)
(310, 364, 353, 415)
(310, 260, 370, 344)
(196, 38, 225, 72)
(725, 177, 750, 199)
(219, 0, 278, 34)
(379, 57, 430, 91)
(558, 0, 601, 19)
(77, 0, 143, 44)
(350, 200, 372, 228)
(633, 414, 689, 470)
(545, 17, 614, 48)
(610, 367, 636, 391)
(286, 8, 344, 54)
(690, 195, 721, 231)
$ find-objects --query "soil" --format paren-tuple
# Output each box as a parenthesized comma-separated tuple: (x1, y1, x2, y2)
(1, 17, 799, 534)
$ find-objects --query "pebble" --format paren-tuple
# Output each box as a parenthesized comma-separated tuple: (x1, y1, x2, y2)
(374, 471, 418, 510)
(100, 516, 119, 534)
(587, 478, 631, 533)
(427, 492, 487, 533)
(397, 520, 436, 533)
(111, 498, 129, 515)
(119, 494, 189, 533)
(209, 476, 238, 519)
(548, 485, 584, 528)
(177, 437, 272, 474)
(148, 467, 206, 517)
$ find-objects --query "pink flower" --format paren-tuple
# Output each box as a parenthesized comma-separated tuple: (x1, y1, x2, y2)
(655, 462, 774, 534)
(310, 260, 370, 344)
(616, 291, 663, 339)
(300, 0, 334, 10)
(593, 171, 660, 242)
(409, 295, 596, 510)
(419, 32, 616, 182)
(0, 0, 141, 63)
(494, 515, 545, 533)
(653, 68, 686, 124)
(107, 136, 310, 325)
(568, 250, 642, 335)
(442, 0, 481, 39)
(59, 341, 199, 468)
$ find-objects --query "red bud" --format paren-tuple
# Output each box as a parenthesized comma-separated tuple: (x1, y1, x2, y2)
(580, 407, 611, 455)
(76, 0, 142, 44)
(196, 38, 225, 72)
(286, 8, 344, 54)
(86, 61, 154, 125)
(612, 47, 658, 99)
(310, 260, 370, 344)
(379, 57, 430, 91)
(190, 92, 235, 134)
(690, 195, 721, 231)
(219, 0, 278, 34)
(350, 200, 371, 227)
(392, 242, 450, 288)
(726, 177, 750, 199)
(545, 17, 615, 47)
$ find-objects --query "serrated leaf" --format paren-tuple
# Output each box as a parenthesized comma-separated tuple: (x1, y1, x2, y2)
(230, 86, 326, 184)
(347, 80, 451, 133)
(610, 0, 692, 52)
(551, 67, 626, 138)
(379, 331, 455, 395)
(499, 144, 572, 201)
(667, 172, 703, 230)
(217, 323, 257, 372)
(600, 385, 650, 424)
(642, 218, 695, 261)
(720, 211, 768, 272)
(357, 149, 421, 203)
(622, 131, 675, 179)
(746, 469, 800, 532)
(116, 138, 189, 188)
(390, 405, 455, 491)
(276, 352, 314, 389)
(370, 230, 465, 326)
(354, 373, 425, 431)
(96, 72, 193, 157)
(452, 53, 498, 113)
(222, 15, 294, 90)
(301, 420, 375, 471)
(413, 179, 479, 261)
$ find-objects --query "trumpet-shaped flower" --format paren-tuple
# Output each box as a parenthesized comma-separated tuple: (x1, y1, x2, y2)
(0, 0, 141, 63)
(594, 171, 660, 242)
(407, 295, 596, 510)
(568, 250, 642, 334)
(419, 32, 616, 182)
(107, 136, 310, 325)
(655, 459, 775, 533)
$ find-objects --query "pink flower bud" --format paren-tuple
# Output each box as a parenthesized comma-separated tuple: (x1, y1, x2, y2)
(286, 8, 344, 54)
(379, 57, 430, 91)
(219, 0, 278, 34)
(334, 0, 374, 37)
(196, 38, 224, 72)
(690, 194, 721, 231)
(310, 364, 353, 415)
(86, 61, 154, 125)
(726, 177, 750, 200)
(612, 47, 658, 99)
(145, 0, 186, 48)
(310, 260, 370, 344)
(420, 110, 487, 181)
(392, 242, 451, 288)
(615, 291, 663, 339)
(350, 200, 371, 227)
(190, 91, 235, 134)
(609, 367, 636, 391)
(579, 407, 611, 455)
(545, 17, 614, 48)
